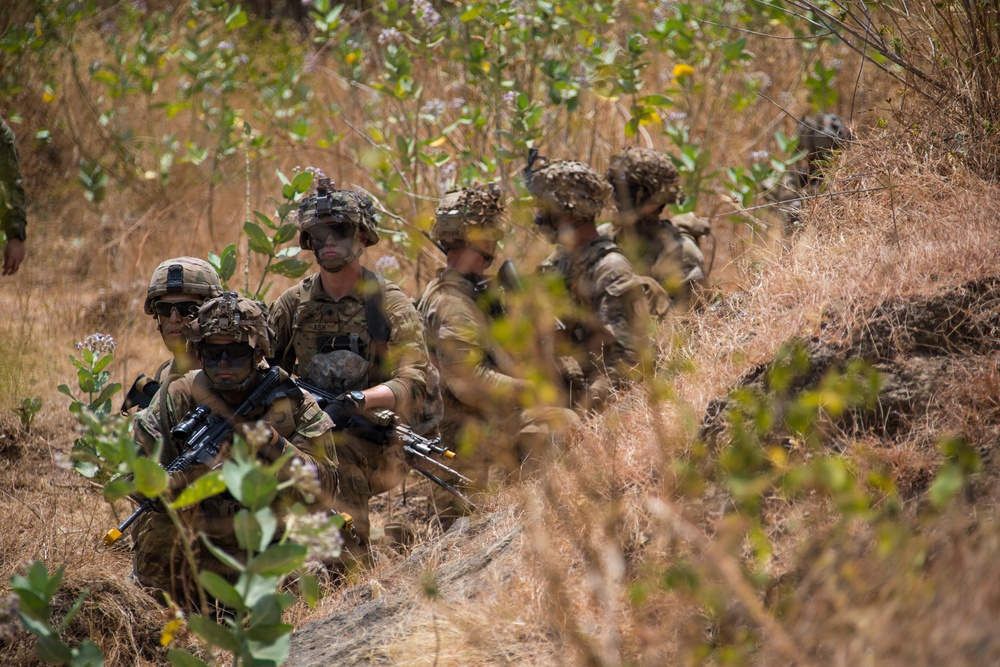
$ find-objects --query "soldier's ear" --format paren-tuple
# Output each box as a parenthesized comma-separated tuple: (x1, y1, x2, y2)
(299, 231, 313, 250)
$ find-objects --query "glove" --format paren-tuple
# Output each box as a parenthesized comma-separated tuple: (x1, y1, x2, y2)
(324, 391, 365, 427)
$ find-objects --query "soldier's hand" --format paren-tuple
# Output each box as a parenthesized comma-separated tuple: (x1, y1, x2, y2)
(3, 239, 25, 276)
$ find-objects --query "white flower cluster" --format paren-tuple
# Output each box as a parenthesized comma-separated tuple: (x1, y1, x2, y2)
(749, 150, 771, 163)
(374, 255, 401, 279)
(412, 0, 441, 29)
(288, 456, 322, 501)
(76, 333, 116, 356)
(286, 511, 344, 560)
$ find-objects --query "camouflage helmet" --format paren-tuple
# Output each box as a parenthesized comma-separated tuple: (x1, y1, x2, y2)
(799, 113, 851, 165)
(431, 184, 507, 251)
(298, 177, 380, 249)
(184, 292, 273, 358)
(525, 159, 610, 221)
(606, 148, 683, 214)
(144, 257, 223, 316)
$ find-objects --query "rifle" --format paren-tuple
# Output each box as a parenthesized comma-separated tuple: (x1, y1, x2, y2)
(120, 374, 161, 413)
(295, 379, 477, 509)
(103, 366, 284, 546)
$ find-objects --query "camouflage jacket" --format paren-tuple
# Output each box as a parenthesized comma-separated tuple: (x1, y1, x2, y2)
(269, 272, 433, 425)
(418, 268, 524, 424)
(133, 365, 338, 501)
(0, 117, 26, 241)
(599, 217, 705, 292)
(537, 236, 652, 384)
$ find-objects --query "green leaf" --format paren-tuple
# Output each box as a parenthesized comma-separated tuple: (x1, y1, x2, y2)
(132, 457, 168, 498)
(92, 354, 114, 375)
(69, 639, 104, 667)
(269, 258, 310, 279)
(90, 382, 122, 412)
(234, 509, 263, 552)
(291, 170, 313, 195)
(460, 5, 482, 21)
(57, 591, 89, 632)
(255, 508, 277, 549)
(166, 649, 211, 667)
(58, 384, 75, 400)
(103, 478, 135, 503)
(244, 622, 294, 643)
(244, 634, 291, 663)
(170, 470, 226, 509)
(238, 573, 281, 608)
(198, 571, 245, 612)
(36, 635, 74, 664)
(219, 244, 237, 281)
(641, 94, 673, 106)
(248, 593, 284, 626)
(225, 8, 248, 30)
(18, 611, 51, 637)
(272, 223, 298, 245)
(244, 222, 274, 256)
(299, 572, 321, 608)
(248, 543, 306, 576)
(253, 210, 275, 230)
(929, 463, 964, 509)
(199, 534, 246, 573)
(188, 614, 241, 653)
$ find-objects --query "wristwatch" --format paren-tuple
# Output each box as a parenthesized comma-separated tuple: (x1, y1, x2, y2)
(347, 390, 366, 411)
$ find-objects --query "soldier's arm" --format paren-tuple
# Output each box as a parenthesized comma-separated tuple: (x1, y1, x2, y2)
(131, 380, 193, 464)
(0, 119, 27, 242)
(280, 394, 339, 503)
(433, 293, 526, 412)
(593, 253, 653, 383)
(379, 285, 433, 422)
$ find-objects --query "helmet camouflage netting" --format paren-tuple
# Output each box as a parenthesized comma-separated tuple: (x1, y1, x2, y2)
(526, 159, 610, 221)
(431, 184, 507, 250)
(606, 147, 683, 212)
(298, 177, 380, 248)
(144, 257, 223, 315)
(184, 292, 273, 357)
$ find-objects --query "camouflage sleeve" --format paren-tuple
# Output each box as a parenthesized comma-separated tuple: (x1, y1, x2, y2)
(131, 377, 195, 464)
(0, 118, 27, 241)
(431, 290, 524, 412)
(285, 391, 338, 501)
(382, 284, 432, 422)
(592, 252, 652, 382)
(268, 286, 298, 372)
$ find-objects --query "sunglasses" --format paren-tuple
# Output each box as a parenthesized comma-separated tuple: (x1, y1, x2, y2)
(309, 224, 356, 245)
(199, 342, 254, 361)
(154, 300, 202, 319)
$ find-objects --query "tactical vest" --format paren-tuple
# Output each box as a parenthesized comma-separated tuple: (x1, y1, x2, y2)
(541, 237, 624, 346)
(289, 269, 391, 394)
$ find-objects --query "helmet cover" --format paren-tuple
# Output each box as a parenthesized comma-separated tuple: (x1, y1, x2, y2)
(298, 177, 380, 249)
(606, 147, 682, 214)
(526, 159, 609, 221)
(431, 184, 507, 251)
(185, 292, 273, 358)
(144, 257, 223, 315)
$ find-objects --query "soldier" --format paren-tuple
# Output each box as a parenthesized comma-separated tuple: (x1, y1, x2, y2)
(418, 185, 579, 523)
(604, 147, 709, 310)
(122, 257, 224, 413)
(131, 293, 338, 609)
(768, 112, 852, 232)
(269, 177, 436, 556)
(527, 157, 658, 412)
(1, 116, 27, 276)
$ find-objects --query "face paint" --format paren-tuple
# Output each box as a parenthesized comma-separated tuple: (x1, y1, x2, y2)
(312, 223, 363, 272)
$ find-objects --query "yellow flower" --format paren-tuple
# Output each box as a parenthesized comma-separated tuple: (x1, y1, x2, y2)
(42, 90, 55, 104)
(673, 63, 694, 80)
(160, 619, 183, 646)
(345, 51, 359, 65)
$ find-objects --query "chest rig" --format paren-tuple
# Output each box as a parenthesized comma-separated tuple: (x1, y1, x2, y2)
(542, 238, 622, 344)
(289, 270, 391, 394)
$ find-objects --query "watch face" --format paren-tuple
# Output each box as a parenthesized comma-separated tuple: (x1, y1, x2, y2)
(350, 391, 365, 402)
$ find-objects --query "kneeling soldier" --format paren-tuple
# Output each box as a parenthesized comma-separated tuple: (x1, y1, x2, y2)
(131, 293, 338, 609)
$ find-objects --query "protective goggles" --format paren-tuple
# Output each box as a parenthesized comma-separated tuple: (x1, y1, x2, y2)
(153, 300, 202, 319)
(199, 342, 254, 361)
(309, 223, 357, 245)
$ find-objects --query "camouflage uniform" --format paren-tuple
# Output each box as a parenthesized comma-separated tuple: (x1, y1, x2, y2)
(130, 295, 337, 608)
(528, 159, 655, 411)
(768, 113, 852, 231)
(269, 181, 435, 548)
(419, 187, 579, 520)
(0, 116, 26, 242)
(604, 148, 708, 310)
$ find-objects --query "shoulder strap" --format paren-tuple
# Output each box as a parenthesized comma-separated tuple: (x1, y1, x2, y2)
(362, 268, 391, 345)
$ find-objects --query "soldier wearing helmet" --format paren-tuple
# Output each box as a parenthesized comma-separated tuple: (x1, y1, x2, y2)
(269, 177, 436, 558)
(418, 185, 579, 524)
(121, 257, 225, 415)
(1, 115, 27, 276)
(527, 155, 656, 412)
(604, 147, 708, 309)
(768, 112, 852, 233)
(131, 293, 337, 609)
